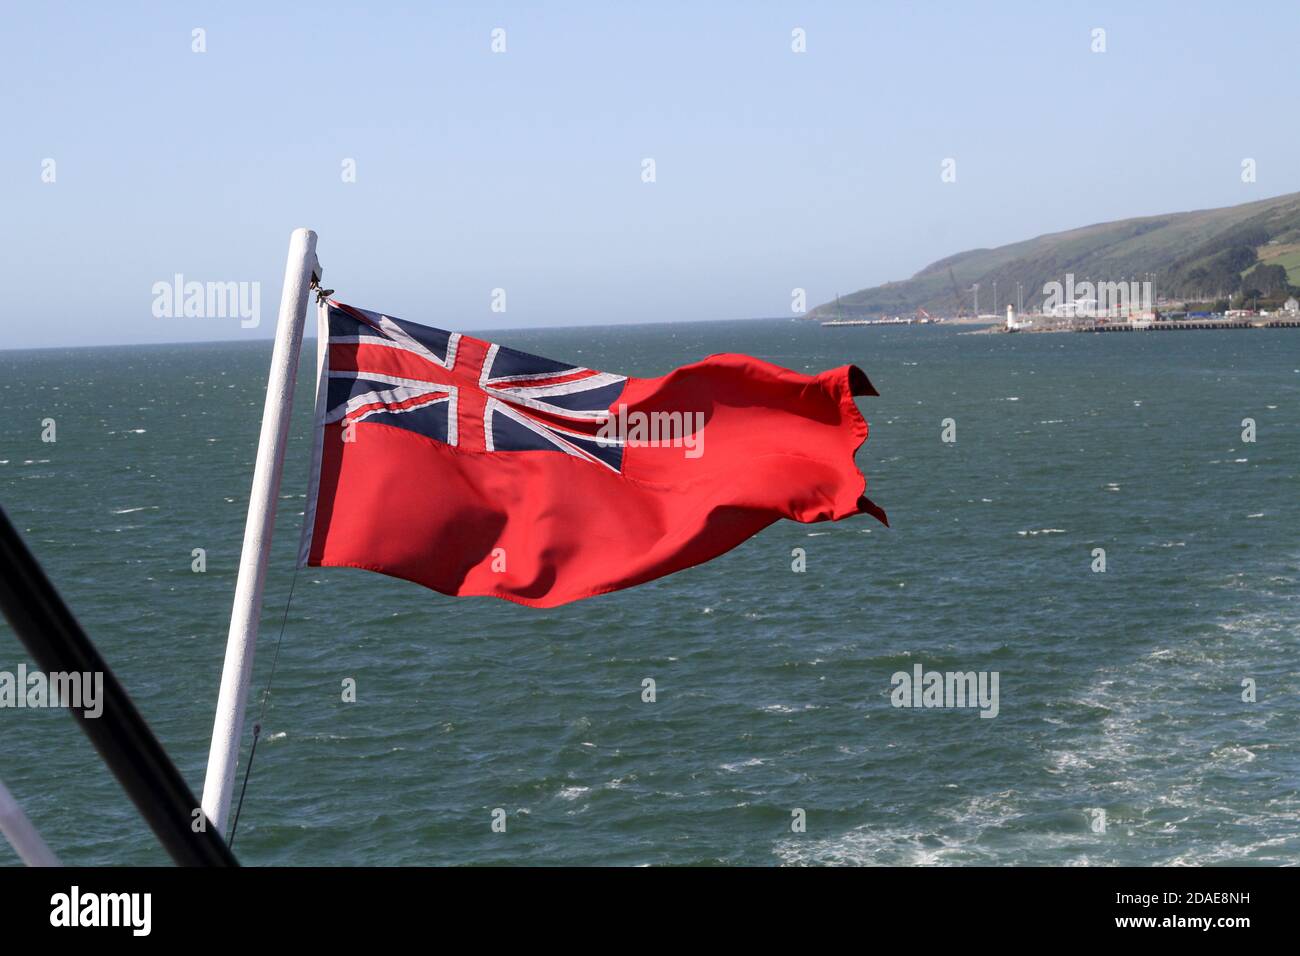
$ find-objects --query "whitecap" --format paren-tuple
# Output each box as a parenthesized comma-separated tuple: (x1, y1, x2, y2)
(720, 758, 765, 772)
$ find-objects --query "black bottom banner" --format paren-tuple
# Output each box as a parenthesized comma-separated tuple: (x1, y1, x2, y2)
(0, 865, 1281, 942)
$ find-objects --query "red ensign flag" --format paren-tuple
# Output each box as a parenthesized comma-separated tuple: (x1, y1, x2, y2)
(299, 301, 886, 607)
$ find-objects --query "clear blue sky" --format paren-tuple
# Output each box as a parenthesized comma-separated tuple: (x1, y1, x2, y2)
(3, 1, 1298, 348)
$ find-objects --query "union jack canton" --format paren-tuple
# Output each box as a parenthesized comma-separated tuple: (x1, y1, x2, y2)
(322, 301, 628, 472)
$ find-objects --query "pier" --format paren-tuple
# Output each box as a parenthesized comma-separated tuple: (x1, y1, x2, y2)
(821, 318, 922, 328)
(1077, 319, 1300, 333)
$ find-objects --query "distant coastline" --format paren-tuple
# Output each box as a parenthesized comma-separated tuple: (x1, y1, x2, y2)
(812, 190, 1300, 324)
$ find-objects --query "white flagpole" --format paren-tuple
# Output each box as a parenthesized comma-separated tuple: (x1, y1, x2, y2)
(202, 227, 319, 834)
(0, 777, 60, 866)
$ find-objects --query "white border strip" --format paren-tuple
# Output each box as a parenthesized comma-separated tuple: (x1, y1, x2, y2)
(297, 299, 332, 568)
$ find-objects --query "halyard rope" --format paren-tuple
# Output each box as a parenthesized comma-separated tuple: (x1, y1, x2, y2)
(228, 565, 301, 848)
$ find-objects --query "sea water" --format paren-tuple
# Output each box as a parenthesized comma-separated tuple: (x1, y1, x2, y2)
(0, 321, 1296, 865)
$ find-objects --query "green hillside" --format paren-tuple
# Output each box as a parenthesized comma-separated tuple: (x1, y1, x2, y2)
(812, 191, 1300, 318)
